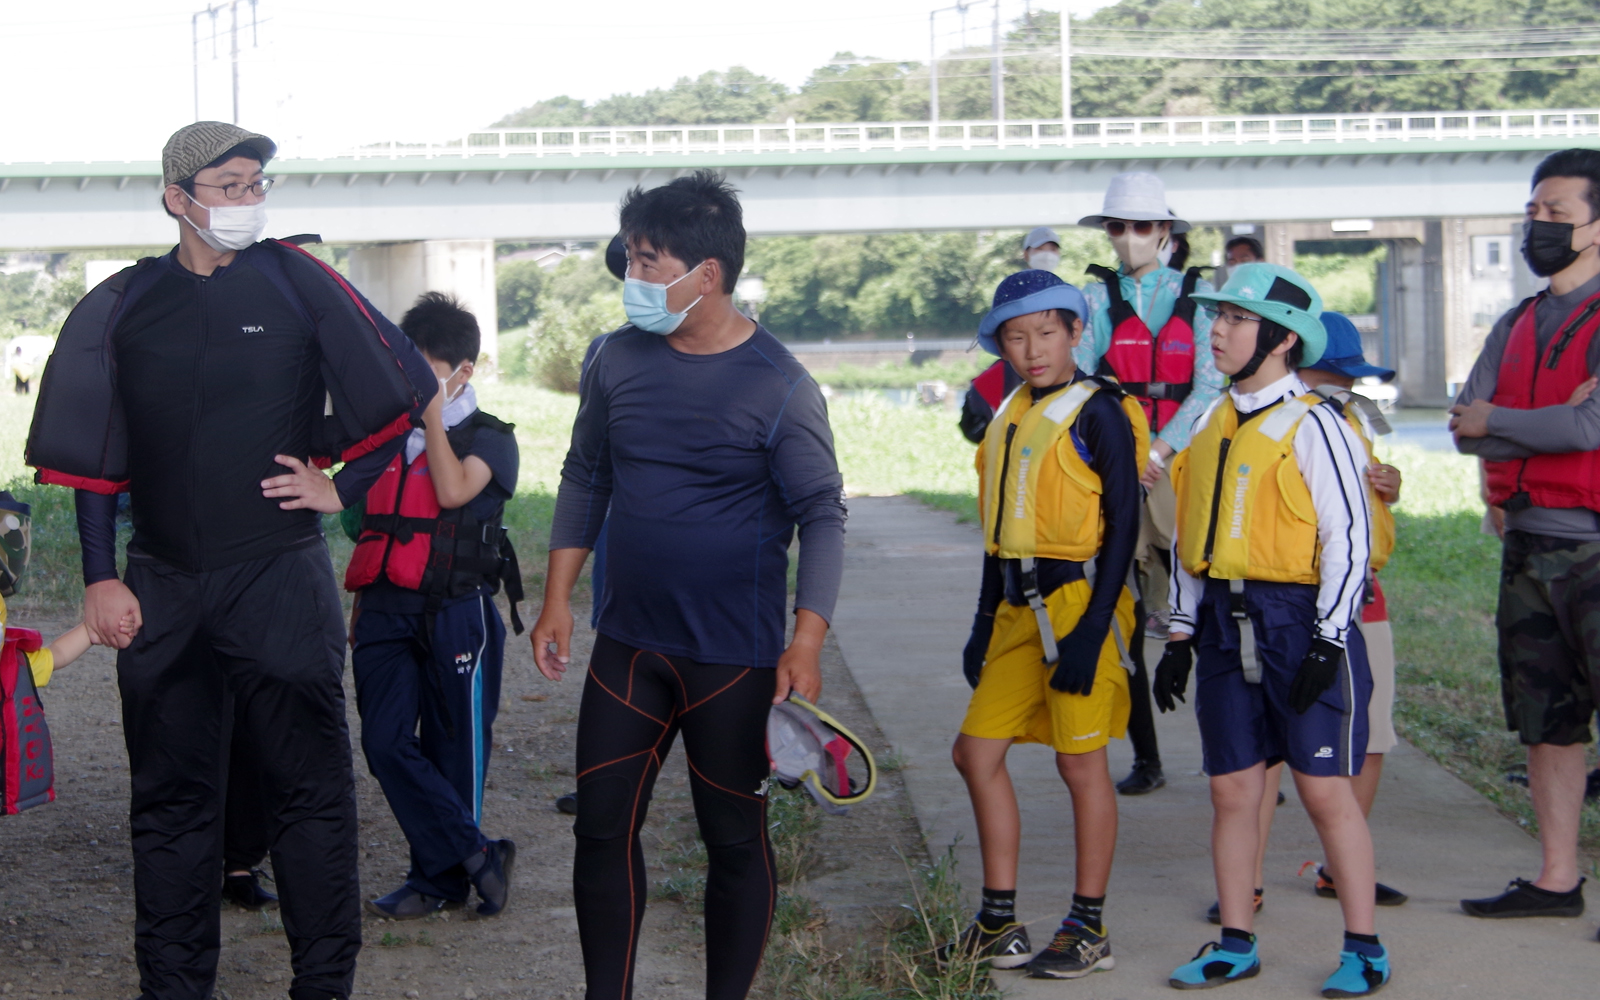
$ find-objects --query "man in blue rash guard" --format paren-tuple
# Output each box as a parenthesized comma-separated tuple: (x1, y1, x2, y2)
(530, 170, 846, 1000)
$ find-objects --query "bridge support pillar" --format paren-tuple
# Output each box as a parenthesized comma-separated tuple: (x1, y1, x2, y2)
(1262, 223, 1294, 267)
(348, 240, 500, 373)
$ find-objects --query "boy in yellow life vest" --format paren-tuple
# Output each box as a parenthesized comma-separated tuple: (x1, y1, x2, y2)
(1151, 264, 1390, 996)
(943, 269, 1149, 980)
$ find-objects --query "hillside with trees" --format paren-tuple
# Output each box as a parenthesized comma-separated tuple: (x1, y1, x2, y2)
(494, 0, 1600, 126)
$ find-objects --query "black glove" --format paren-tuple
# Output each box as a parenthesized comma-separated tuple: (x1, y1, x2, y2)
(1049, 622, 1106, 695)
(1289, 637, 1344, 714)
(1152, 638, 1194, 713)
(962, 613, 995, 689)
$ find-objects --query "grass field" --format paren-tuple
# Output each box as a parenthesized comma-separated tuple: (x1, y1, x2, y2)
(4, 383, 1595, 864)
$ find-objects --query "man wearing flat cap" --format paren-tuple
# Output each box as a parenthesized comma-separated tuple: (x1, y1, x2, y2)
(27, 122, 437, 1000)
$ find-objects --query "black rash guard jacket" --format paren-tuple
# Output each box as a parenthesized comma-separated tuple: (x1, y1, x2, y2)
(43, 244, 437, 582)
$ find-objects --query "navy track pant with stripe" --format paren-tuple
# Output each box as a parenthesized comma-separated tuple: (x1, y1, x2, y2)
(352, 593, 504, 902)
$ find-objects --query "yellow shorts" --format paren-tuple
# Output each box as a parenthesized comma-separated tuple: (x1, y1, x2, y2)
(960, 579, 1134, 755)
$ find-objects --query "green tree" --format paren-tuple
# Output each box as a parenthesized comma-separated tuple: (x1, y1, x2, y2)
(497, 259, 546, 331)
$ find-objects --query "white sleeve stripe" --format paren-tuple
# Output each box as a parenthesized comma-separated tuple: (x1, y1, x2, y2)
(1298, 405, 1372, 643)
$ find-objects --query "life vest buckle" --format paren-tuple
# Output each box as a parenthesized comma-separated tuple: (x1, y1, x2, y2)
(1504, 491, 1533, 513)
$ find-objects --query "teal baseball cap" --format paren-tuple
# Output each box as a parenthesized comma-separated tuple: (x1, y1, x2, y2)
(1191, 262, 1327, 366)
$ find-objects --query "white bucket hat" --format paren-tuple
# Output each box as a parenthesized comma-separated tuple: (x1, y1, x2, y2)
(1077, 171, 1190, 234)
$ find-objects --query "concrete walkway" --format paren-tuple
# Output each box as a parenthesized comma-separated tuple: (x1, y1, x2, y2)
(831, 495, 1594, 999)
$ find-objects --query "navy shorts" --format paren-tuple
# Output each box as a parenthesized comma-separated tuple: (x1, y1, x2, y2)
(1192, 579, 1371, 778)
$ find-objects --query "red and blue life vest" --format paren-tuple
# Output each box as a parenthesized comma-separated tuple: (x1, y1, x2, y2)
(1, 627, 53, 816)
(1088, 264, 1200, 433)
(1485, 290, 1600, 512)
(344, 411, 524, 633)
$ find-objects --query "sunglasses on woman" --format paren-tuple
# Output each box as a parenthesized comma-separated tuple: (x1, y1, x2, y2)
(1103, 220, 1158, 237)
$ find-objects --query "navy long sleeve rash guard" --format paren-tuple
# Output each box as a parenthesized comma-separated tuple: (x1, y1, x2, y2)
(550, 325, 846, 669)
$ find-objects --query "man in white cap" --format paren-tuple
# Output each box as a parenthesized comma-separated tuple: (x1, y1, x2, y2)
(1077, 171, 1226, 796)
(1023, 226, 1063, 272)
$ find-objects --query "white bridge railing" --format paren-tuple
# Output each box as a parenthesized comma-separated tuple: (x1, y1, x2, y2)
(326, 109, 1600, 161)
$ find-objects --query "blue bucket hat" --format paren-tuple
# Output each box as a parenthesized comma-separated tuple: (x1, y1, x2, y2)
(1311, 312, 1394, 382)
(1191, 262, 1327, 366)
(977, 270, 1090, 357)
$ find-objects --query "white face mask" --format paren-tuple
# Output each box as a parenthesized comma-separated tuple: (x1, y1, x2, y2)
(182, 191, 267, 252)
(1109, 228, 1166, 272)
(440, 362, 467, 403)
(1157, 242, 1174, 268)
(1027, 250, 1062, 272)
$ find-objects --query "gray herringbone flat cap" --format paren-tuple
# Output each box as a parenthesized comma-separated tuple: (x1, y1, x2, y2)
(162, 121, 276, 187)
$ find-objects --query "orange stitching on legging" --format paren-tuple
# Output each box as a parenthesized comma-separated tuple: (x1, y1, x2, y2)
(685, 755, 765, 801)
(681, 666, 753, 714)
(576, 746, 659, 780)
(589, 666, 667, 726)
(618, 700, 679, 1000)
(741, 794, 777, 997)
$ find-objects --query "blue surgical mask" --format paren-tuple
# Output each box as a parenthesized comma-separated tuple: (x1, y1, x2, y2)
(623, 261, 705, 335)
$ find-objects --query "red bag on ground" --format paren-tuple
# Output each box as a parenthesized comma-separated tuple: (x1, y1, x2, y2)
(1, 626, 55, 814)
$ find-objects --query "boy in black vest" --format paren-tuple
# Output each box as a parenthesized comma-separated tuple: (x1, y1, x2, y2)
(348, 292, 522, 919)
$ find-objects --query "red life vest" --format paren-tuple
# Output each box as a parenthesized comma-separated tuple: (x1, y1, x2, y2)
(1484, 291, 1600, 512)
(1, 627, 54, 815)
(1087, 263, 1199, 433)
(343, 411, 524, 633)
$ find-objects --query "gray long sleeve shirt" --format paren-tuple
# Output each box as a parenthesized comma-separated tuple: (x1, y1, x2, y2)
(1454, 271, 1600, 540)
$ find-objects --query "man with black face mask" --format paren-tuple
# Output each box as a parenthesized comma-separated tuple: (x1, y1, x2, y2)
(1451, 148, 1600, 932)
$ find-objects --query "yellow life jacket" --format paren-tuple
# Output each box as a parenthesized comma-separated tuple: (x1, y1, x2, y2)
(978, 378, 1150, 561)
(1171, 393, 1324, 584)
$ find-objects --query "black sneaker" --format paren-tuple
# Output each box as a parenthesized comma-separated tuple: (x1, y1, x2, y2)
(556, 792, 579, 815)
(467, 839, 516, 917)
(1313, 866, 1408, 906)
(1461, 877, 1585, 918)
(1206, 889, 1262, 925)
(1116, 760, 1166, 796)
(221, 869, 278, 911)
(365, 885, 449, 920)
(1027, 919, 1114, 979)
(935, 919, 1034, 970)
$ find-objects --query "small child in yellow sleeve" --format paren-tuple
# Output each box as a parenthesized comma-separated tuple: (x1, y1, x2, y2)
(0, 591, 103, 687)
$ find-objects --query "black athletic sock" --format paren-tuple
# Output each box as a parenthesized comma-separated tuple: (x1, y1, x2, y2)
(1219, 926, 1255, 954)
(1343, 931, 1383, 959)
(1068, 893, 1105, 935)
(978, 887, 1016, 930)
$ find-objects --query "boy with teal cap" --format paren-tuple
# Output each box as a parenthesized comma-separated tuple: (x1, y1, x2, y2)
(1152, 264, 1390, 996)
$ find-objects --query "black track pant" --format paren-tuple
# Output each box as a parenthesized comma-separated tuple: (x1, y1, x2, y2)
(119, 544, 360, 1000)
(1126, 595, 1162, 765)
(574, 634, 777, 1000)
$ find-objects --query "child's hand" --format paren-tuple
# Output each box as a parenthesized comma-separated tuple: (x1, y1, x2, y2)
(119, 613, 137, 636)
(1567, 376, 1598, 407)
(262, 455, 344, 514)
(1367, 463, 1401, 505)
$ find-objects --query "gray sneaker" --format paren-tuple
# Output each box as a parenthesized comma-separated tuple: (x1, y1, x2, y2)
(1027, 919, 1114, 979)
(936, 919, 1035, 970)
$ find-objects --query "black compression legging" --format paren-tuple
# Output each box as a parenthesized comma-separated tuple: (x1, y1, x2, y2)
(573, 634, 778, 1000)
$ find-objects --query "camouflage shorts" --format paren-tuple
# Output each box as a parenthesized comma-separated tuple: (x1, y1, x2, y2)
(1498, 531, 1600, 746)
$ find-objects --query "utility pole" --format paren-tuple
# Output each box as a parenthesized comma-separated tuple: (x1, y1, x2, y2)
(990, 0, 1004, 124)
(1060, 1, 1072, 123)
(190, 0, 258, 125)
(929, 2, 970, 132)
(230, 0, 240, 124)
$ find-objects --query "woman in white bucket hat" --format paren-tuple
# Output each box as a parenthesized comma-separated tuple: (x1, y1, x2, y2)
(1076, 172, 1227, 799)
